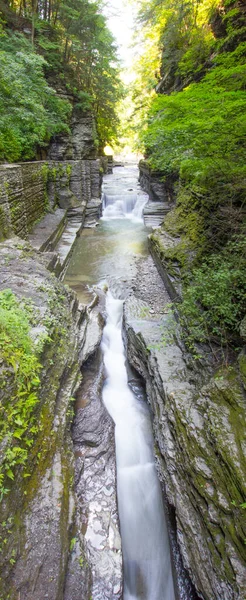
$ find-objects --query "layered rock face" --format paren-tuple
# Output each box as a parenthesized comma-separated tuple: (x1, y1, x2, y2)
(0, 108, 119, 599)
(0, 163, 48, 241)
(139, 160, 176, 227)
(0, 239, 121, 600)
(0, 158, 102, 242)
(0, 238, 83, 600)
(123, 253, 246, 600)
(48, 111, 97, 161)
(66, 348, 122, 600)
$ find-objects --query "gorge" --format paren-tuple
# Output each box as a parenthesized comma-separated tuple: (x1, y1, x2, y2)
(0, 160, 245, 600)
(0, 0, 246, 598)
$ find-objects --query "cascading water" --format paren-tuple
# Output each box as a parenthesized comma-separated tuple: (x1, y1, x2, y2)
(101, 291, 175, 600)
(102, 184, 147, 221)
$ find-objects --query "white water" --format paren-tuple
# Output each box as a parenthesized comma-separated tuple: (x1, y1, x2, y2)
(102, 191, 147, 221)
(101, 292, 175, 600)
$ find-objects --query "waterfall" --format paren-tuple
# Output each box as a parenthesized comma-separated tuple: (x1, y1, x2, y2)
(101, 291, 175, 600)
(102, 191, 147, 221)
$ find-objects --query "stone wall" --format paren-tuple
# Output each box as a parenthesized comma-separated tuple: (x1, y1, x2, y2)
(0, 163, 47, 241)
(0, 159, 101, 242)
(123, 233, 246, 600)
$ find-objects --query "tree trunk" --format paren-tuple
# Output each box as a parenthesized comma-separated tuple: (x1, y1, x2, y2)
(31, 0, 38, 46)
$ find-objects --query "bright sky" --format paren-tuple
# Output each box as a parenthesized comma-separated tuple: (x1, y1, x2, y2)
(103, 0, 138, 72)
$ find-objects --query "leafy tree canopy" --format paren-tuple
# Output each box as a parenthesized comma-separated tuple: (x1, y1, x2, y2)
(0, 29, 71, 162)
(0, 0, 123, 159)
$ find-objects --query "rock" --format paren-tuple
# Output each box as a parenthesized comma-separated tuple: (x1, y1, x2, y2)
(66, 350, 123, 600)
(0, 159, 102, 244)
(57, 187, 81, 209)
(148, 229, 183, 301)
(123, 257, 246, 600)
(48, 111, 97, 161)
(0, 238, 84, 600)
(0, 163, 48, 240)
(143, 201, 169, 227)
(139, 159, 176, 227)
(84, 198, 102, 227)
(0, 238, 115, 600)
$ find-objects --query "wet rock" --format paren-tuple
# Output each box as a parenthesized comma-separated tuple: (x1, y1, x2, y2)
(66, 350, 123, 600)
(84, 198, 102, 228)
(0, 238, 86, 600)
(80, 309, 105, 363)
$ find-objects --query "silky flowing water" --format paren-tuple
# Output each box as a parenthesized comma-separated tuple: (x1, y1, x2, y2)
(65, 165, 175, 600)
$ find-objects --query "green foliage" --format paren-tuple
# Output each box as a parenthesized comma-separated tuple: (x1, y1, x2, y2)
(175, 236, 246, 352)
(39, 0, 123, 146)
(0, 32, 71, 162)
(135, 0, 246, 352)
(0, 0, 123, 158)
(142, 46, 246, 251)
(0, 289, 41, 498)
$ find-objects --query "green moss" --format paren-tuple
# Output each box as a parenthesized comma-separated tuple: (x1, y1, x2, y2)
(149, 233, 182, 278)
(0, 205, 10, 241)
(66, 164, 72, 182)
(167, 369, 246, 571)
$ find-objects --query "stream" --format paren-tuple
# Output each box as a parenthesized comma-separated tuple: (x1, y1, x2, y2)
(102, 292, 175, 600)
(64, 165, 175, 599)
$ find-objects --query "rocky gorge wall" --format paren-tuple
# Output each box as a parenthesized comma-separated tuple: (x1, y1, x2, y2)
(139, 159, 176, 227)
(127, 165, 246, 600)
(0, 238, 122, 600)
(124, 295, 246, 600)
(0, 110, 104, 243)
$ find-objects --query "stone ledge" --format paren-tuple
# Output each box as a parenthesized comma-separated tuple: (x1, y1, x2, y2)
(28, 207, 67, 252)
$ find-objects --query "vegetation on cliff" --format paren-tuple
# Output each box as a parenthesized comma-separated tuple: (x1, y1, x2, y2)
(0, 288, 41, 498)
(134, 0, 246, 352)
(0, 32, 71, 162)
(0, 0, 122, 161)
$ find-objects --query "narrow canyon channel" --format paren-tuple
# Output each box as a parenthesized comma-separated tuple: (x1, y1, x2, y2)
(64, 165, 195, 600)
